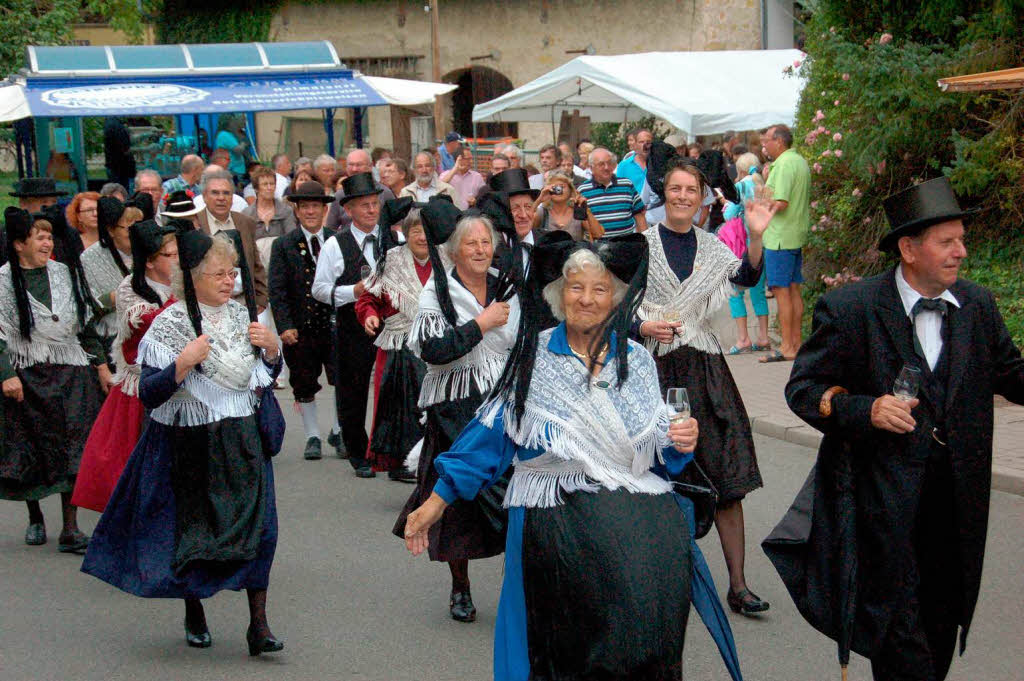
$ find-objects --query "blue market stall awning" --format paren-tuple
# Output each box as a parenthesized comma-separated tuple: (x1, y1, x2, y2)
(23, 72, 385, 117)
(19, 41, 386, 117)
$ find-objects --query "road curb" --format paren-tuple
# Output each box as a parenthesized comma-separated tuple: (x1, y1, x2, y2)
(749, 414, 1024, 498)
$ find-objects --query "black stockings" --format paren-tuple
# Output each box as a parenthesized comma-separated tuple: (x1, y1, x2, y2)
(246, 589, 273, 637)
(448, 559, 470, 593)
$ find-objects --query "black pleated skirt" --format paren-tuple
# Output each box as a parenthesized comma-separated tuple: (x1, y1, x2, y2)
(523, 488, 692, 680)
(369, 347, 425, 470)
(655, 344, 762, 502)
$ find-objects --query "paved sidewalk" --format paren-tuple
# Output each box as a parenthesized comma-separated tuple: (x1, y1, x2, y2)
(725, 352, 1024, 496)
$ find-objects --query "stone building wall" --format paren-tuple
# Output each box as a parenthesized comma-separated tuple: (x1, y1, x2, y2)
(257, 0, 765, 160)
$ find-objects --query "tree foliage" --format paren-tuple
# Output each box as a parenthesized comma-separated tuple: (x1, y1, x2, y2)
(0, 1, 78, 78)
(158, 0, 282, 44)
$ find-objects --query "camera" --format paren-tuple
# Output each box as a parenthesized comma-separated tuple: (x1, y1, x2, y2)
(550, 185, 564, 195)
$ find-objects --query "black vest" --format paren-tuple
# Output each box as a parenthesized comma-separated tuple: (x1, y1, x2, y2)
(332, 229, 371, 333)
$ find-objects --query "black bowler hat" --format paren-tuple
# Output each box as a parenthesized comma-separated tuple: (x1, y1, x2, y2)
(488, 168, 539, 199)
(879, 177, 978, 252)
(9, 177, 67, 198)
(339, 172, 381, 205)
(286, 180, 333, 203)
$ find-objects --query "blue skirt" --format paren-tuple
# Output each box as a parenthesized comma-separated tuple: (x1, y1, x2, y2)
(81, 420, 277, 599)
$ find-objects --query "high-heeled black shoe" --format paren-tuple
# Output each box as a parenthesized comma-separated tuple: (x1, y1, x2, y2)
(184, 619, 212, 648)
(246, 626, 284, 656)
(727, 588, 770, 616)
(449, 590, 477, 623)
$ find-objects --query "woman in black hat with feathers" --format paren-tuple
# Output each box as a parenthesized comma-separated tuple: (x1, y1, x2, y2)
(0, 207, 107, 552)
(83, 223, 286, 656)
(403, 231, 700, 680)
(72, 218, 178, 514)
(393, 197, 519, 623)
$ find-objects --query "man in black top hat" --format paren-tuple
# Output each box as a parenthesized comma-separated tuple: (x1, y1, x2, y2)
(270, 181, 338, 461)
(764, 176, 1024, 681)
(312, 172, 387, 476)
(9, 177, 67, 214)
(482, 168, 540, 279)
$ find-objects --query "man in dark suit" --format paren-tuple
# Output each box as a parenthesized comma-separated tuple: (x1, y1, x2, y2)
(195, 168, 268, 310)
(764, 177, 1024, 681)
(480, 168, 540, 280)
(270, 181, 337, 460)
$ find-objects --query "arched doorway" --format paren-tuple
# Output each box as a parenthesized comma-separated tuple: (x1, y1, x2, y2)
(444, 66, 518, 138)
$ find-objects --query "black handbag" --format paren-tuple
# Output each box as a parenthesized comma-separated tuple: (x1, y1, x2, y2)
(256, 387, 285, 457)
(672, 460, 719, 539)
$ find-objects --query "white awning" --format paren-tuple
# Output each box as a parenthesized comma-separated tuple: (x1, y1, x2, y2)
(472, 50, 806, 137)
(360, 75, 457, 107)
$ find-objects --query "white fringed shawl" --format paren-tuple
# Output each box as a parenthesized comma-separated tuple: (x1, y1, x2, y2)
(0, 261, 90, 369)
(81, 241, 132, 338)
(407, 271, 519, 409)
(638, 224, 740, 356)
(136, 300, 273, 426)
(109, 275, 172, 397)
(478, 328, 674, 509)
(364, 245, 447, 351)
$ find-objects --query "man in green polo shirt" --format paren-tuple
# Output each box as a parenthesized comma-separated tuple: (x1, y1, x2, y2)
(760, 123, 811, 363)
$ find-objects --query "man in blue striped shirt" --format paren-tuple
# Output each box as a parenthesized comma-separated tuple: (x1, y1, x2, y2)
(578, 147, 648, 237)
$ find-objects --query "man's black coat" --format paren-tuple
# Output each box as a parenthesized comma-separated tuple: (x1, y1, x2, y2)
(268, 227, 335, 333)
(764, 266, 1024, 659)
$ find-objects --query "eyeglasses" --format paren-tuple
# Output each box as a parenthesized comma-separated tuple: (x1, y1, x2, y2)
(200, 268, 239, 281)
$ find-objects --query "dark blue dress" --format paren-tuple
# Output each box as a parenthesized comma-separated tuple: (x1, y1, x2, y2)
(82, 360, 279, 599)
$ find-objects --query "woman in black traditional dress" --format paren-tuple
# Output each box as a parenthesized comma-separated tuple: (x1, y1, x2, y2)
(0, 207, 106, 552)
(83, 228, 285, 655)
(394, 199, 519, 622)
(403, 233, 700, 680)
(636, 159, 777, 615)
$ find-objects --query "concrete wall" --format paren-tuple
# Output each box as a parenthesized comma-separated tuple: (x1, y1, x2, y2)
(255, 0, 764, 159)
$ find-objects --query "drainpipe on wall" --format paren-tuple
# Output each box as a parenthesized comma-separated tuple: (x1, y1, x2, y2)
(760, 0, 768, 49)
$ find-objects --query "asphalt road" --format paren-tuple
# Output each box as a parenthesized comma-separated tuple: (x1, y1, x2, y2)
(1, 390, 1021, 681)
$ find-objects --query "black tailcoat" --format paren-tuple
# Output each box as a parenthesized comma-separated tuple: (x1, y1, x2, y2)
(268, 227, 336, 333)
(765, 267, 1024, 661)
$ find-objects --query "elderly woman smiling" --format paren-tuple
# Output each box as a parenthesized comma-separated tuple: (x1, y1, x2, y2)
(404, 232, 700, 680)
(395, 199, 519, 624)
(84, 227, 285, 657)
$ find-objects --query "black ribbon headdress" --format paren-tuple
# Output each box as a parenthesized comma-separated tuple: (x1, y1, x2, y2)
(473, 191, 521, 303)
(172, 219, 213, 342)
(646, 139, 682, 206)
(374, 196, 416, 276)
(489, 231, 649, 425)
(126, 191, 155, 222)
(97, 196, 130, 277)
(129, 219, 176, 305)
(4, 207, 39, 340)
(419, 196, 463, 327)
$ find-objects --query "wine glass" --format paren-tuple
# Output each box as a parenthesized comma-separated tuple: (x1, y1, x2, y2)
(360, 264, 373, 282)
(666, 387, 691, 423)
(893, 365, 922, 402)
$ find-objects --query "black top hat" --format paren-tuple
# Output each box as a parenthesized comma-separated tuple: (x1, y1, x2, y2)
(9, 177, 67, 198)
(340, 172, 381, 205)
(286, 180, 334, 203)
(488, 168, 539, 199)
(161, 190, 202, 218)
(879, 177, 978, 252)
(97, 196, 126, 231)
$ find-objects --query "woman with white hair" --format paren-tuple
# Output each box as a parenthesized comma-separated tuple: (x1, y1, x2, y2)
(394, 198, 519, 623)
(84, 225, 285, 657)
(404, 233, 700, 680)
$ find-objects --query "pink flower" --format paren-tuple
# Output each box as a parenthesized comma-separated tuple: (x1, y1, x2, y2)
(810, 200, 819, 209)
(813, 162, 823, 173)
(816, 125, 826, 134)
(811, 225, 819, 232)
(852, 188, 862, 197)
(867, 163, 874, 175)
(834, 99, 840, 106)
(879, 33, 893, 45)
(833, 132, 843, 141)
(822, 149, 833, 157)
(862, 216, 871, 224)
(842, 73, 850, 81)
(794, 60, 802, 68)
(834, 149, 843, 158)
(814, 110, 826, 122)
(876, 160, 887, 174)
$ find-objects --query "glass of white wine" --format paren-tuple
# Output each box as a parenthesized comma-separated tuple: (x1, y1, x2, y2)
(893, 365, 922, 402)
(666, 387, 691, 423)
(360, 264, 373, 282)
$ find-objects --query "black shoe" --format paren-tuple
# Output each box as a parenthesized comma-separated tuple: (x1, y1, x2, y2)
(727, 588, 770, 616)
(246, 627, 284, 656)
(57, 530, 89, 554)
(303, 436, 322, 460)
(25, 522, 46, 546)
(449, 590, 477, 623)
(388, 467, 417, 483)
(184, 619, 212, 648)
(326, 430, 341, 449)
(355, 465, 376, 479)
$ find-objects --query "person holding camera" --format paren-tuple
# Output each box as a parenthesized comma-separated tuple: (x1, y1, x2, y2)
(531, 170, 603, 241)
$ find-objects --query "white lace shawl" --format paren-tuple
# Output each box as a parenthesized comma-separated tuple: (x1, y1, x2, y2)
(407, 271, 519, 408)
(364, 245, 448, 351)
(638, 224, 741, 356)
(136, 299, 273, 426)
(479, 328, 674, 508)
(109, 275, 172, 396)
(81, 242, 133, 338)
(0, 261, 90, 369)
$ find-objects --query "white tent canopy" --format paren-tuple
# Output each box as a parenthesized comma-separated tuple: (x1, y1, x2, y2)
(472, 50, 806, 137)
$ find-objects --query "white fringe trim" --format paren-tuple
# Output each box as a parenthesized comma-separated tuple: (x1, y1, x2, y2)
(504, 467, 601, 508)
(111, 364, 141, 397)
(6, 339, 90, 369)
(374, 325, 408, 351)
(417, 348, 506, 408)
(406, 311, 449, 357)
(639, 272, 734, 356)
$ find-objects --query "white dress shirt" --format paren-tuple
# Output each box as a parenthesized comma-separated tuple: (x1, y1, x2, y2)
(894, 264, 960, 370)
(312, 224, 404, 307)
(274, 172, 290, 199)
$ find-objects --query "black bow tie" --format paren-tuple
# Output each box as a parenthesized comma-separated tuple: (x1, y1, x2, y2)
(912, 297, 948, 317)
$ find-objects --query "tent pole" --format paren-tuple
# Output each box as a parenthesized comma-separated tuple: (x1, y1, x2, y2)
(354, 107, 365, 149)
(325, 108, 336, 157)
